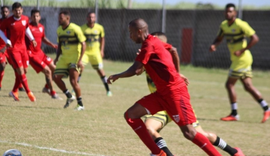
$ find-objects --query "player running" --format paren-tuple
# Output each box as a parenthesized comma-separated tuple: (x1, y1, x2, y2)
(107, 18, 222, 156)
(0, 2, 36, 102)
(54, 11, 86, 110)
(26, 9, 60, 99)
(80, 12, 112, 96)
(209, 3, 270, 123)
(144, 32, 244, 156)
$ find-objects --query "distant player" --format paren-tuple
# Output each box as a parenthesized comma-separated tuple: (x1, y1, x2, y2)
(144, 32, 244, 156)
(26, 9, 60, 99)
(80, 12, 112, 96)
(0, 2, 36, 102)
(107, 18, 222, 156)
(209, 3, 270, 123)
(54, 11, 86, 110)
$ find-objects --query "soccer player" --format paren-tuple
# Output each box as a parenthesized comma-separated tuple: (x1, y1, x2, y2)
(107, 18, 222, 156)
(144, 32, 244, 156)
(0, 2, 36, 102)
(209, 3, 270, 123)
(54, 11, 86, 110)
(0, 6, 9, 90)
(80, 12, 112, 97)
(26, 9, 60, 99)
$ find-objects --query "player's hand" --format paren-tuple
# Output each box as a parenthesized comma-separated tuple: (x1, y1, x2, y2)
(234, 49, 245, 57)
(180, 74, 189, 86)
(136, 49, 141, 55)
(107, 74, 119, 84)
(6, 40, 12, 48)
(100, 50, 104, 58)
(77, 60, 83, 69)
(54, 59, 58, 65)
(32, 40, 37, 47)
(209, 44, 216, 52)
(52, 44, 58, 49)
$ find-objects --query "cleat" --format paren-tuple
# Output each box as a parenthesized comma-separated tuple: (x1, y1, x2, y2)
(74, 105, 84, 111)
(220, 114, 239, 121)
(9, 91, 19, 101)
(150, 150, 167, 156)
(63, 95, 75, 108)
(51, 93, 63, 100)
(107, 91, 112, 97)
(18, 87, 25, 92)
(262, 110, 270, 123)
(27, 92, 36, 102)
(234, 147, 245, 156)
(42, 87, 50, 95)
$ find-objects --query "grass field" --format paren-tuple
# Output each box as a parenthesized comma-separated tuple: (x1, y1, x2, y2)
(0, 57, 270, 156)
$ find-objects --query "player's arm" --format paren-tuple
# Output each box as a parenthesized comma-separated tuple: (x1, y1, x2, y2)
(100, 36, 105, 57)
(0, 29, 11, 47)
(26, 27, 37, 47)
(234, 34, 259, 57)
(77, 41, 86, 68)
(168, 46, 180, 72)
(107, 61, 144, 84)
(54, 42, 62, 64)
(209, 28, 224, 52)
(42, 37, 58, 49)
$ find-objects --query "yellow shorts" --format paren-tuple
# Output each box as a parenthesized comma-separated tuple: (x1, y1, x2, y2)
(54, 56, 80, 78)
(82, 52, 103, 69)
(228, 66, 252, 79)
(144, 110, 200, 129)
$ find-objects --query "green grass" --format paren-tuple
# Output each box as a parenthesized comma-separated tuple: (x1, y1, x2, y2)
(0, 56, 270, 156)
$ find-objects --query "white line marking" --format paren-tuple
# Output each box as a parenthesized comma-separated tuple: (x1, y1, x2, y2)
(0, 140, 107, 156)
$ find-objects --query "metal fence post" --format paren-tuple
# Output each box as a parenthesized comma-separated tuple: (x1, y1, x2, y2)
(161, 0, 166, 33)
(95, 0, 98, 23)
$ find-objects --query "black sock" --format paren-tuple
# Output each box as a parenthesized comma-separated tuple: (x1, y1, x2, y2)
(231, 110, 237, 116)
(77, 97, 83, 106)
(63, 90, 72, 98)
(213, 136, 237, 156)
(101, 76, 110, 92)
(257, 99, 269, 111)
(154, 137, 174, 156)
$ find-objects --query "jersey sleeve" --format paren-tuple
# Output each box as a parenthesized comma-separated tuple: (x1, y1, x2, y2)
(75, 26, 86, 43)
(100, 25, 105, 38)
(240, 21, 255, 37)
(216, 27, 224, 37)
(0, 19, 8, 31)
(135, 42, 153, 65)
(163, 42, 172, 51)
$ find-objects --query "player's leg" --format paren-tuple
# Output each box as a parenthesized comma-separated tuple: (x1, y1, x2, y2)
(144, 112, 174, 156)
(240, 77, 270, 123)
(0, 55, 6, 90)
(68, 64, 84, 110)
(222, 76, 239, 121)
(195, 125, 243, 156)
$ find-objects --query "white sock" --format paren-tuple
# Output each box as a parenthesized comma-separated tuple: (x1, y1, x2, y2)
(231, 103, 237, 110)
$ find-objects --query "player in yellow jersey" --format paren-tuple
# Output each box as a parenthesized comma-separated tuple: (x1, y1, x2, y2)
(144, 32, 244, 156)
(209, 3, 270, 123)
(53, 11, 86, 110)
(80, 12, 112, 96)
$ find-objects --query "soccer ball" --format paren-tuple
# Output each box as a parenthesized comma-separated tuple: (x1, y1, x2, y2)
(2, 149, 22, 156)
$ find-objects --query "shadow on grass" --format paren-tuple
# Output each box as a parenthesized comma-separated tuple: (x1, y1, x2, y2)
(0, 104, 63, 110)
(197, 117, 260, 124)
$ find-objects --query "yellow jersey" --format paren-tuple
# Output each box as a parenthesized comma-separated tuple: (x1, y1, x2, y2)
(57, 23, 86, 60)
(217, 18, 255, 70)
(81, 23, 105, 54)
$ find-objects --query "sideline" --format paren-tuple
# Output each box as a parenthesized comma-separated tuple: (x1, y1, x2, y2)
(0, 140, 107, 156)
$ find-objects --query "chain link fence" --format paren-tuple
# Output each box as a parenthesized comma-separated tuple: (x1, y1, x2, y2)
(2, 0, 270, 70)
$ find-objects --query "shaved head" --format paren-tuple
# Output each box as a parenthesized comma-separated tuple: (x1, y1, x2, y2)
(129, 18, 148, 32)
(128, 18, 149, 43)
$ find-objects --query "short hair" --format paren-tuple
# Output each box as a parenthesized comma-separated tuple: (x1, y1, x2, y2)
(31, 9, 40, 16)
(87, 11, 95, 17)
(59, 10, 70, 17)
(225, 3, 236, 10)
(151, 31, 167, 43)
(1, 6, 9, 11)
(12, 2, 22, 10)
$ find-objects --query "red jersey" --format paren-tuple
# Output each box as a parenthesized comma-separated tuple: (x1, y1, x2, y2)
(26, 23, 45, 55)
(136, 35, 185, 94)
(0, 15, 29, 52)
(0, 18, 7, 50)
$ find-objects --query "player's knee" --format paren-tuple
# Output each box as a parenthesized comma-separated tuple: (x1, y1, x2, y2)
(182, 129, 196, 141)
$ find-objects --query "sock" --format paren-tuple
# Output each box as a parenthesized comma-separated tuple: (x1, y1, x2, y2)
(124, 112, 160, 154)
(45, 84, 49, 89)
(0, 70, 4, 87)
(101, 76, 110, 92)
(63, 90, 72, 98)
(12, 73, 20, 92)
(231, 103, 238, 116)
(213, 136, 237, 155)
(192, 132, 222, 156)
(154, 137, 173, 156)
(19, 74, 30, 93)
(77, 74, 82, 83)
(77, 97, 83, 106)
(257, 99, 269, 111)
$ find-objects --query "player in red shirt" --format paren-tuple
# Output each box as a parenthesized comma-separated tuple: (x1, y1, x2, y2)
(107, 18, 222, 156)
(26, 9, 60, 99)
(0, 2, 36, 102)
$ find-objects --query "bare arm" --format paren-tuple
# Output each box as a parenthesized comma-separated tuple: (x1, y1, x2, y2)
(54, 42, 62, 64)
(107, 61, 144, 84)
(77, 41, 86, 68)
(168, 46, 180, 72)
(100, 37, 105, 57)
(209, 35, 223, 52)
(42, 37, 58, 49)
(234, 34, 259, 56)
